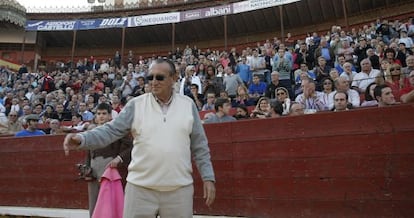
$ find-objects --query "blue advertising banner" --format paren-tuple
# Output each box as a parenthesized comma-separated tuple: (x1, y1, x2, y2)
(26, 20, 76, 31)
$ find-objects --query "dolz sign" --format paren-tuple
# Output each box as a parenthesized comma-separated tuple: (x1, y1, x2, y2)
(98, 18, 127, 28)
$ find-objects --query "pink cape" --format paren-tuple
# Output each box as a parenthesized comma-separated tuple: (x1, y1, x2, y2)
(92, 168, 124, 218)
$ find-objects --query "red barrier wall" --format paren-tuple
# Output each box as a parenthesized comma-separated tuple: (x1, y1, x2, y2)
(1, 104, 414, 217)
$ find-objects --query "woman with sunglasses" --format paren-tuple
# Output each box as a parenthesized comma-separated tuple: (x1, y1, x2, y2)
(383, 64, 408, 101)
(320, 77, 336, 110)
(275, 87, 291, 115)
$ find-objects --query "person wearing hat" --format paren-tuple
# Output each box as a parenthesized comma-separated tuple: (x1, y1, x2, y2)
(15, 114, 46, 137)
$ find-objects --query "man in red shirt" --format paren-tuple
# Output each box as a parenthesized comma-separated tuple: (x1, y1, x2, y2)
(400, 70, 414, 103)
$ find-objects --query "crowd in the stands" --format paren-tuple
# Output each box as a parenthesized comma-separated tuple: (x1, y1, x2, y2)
(1, 17, 414, 135)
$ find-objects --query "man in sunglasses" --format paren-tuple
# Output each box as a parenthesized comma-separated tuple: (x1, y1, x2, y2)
(64, 59, 215, 218)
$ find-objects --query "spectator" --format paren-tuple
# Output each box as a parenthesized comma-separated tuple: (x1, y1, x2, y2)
(400, 70, 414, 103)
(352, 58, 381, 93)
(272, 48, 292, 97)
(120, 72, 137, 98)
(55, 103, 72, 121)
(340, 62, 357, 82)
(233, 105, 250, 120)
(204, 97, 236, 124)
(247, 49, 267, 83)
(402, 55, 414, 77)
(235, 56, 252, 85)
(223, 66, 243, 99)
(78, 102, 94, 121)
(374, 84, 396, 107)
(396, 42, 413, 67)
(361, 83, 379, 107)
(275, 87, 291, 115)
(332, 91, 350, 111)
(189, 84, 204, 111)
(354, 37, 372, 71)
(15, 114, 45, 137)
(383, 64, 407, 101)
(248, 74, 267, 100)
(250, 97, 271, 119)
(320, 77, 336, 110)
(264, 71, 282, 99)
(269, 100, 284, 118)
(203, 65, 224, 97)
(366, 48, 380, 70)
(295, 81, 325, 113)
(335, 77, 360, 108)
(202, 92, 216, 111)
(289, 102, 305, 116)
(62, 113, 89, 132)
(232, 85, 256, 107)
(6, 111, 23, 134)
(313, 56, 331, 91)
(179, 65, 202, 96)
(46, 119, 63, 135)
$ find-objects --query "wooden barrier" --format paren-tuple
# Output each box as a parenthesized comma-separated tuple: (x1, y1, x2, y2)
(1, 104, 414, 217)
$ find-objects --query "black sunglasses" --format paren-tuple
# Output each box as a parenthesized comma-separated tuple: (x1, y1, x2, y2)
(147, 74, 166, 81)
(390, 68, 401, 71)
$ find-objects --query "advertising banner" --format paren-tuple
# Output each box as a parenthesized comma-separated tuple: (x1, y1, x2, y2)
(26, 20, 76, 31)
(233, 0, 301, 14)
(77, 18, 127, 30)
(128, 12, 180, 27)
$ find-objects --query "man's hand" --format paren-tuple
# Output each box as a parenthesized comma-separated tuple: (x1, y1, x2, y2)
(106, 157, 122, 168)
(203, 181, 216, 207)
(63, 133, 82, 156)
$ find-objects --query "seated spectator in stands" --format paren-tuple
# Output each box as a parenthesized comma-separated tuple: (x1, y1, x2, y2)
(400, 70, 414, 103)
(78, 102, 94, 121)
(367, 48, 381, 70)
(62, 113, 89, 132)
(384, 48, 402, 66)
(6, 111, 22, 134)
(361, 83, 378, 107)
(232, 85, 255, 107)
(320, 77, 336, 110)
(295, 81, 325, 113)
(402, 55, 414, 78)
(340, 62, 357, 82)
(55, 103, 71, 121)
(120, 72, 137, 98)
(335, 55, 356, 74)
(336, 77, 360, 108)
(275, 87, 291, 115)
(248, 74, 267, 100)
(204, 98, 236, 124)
(313, 56, 331, 91)
(131, 76, 145, 97)
(202, 92, 216, 111)
(233, 105, 249, 120)
(352, 58, 381, 93)
(294, 63, 316, 85)
(111, 95, 123, 113)
(332, 91, 351, 112)
(189, 84, 204, 111)
(250, 97, 271, 119)
(329, 69, 340, 81)
(374, 84, 396, 107)
(265, 71, 282, 99)
(42, 105, 59, 123)
(269, 100, 284, 118)
(9, 98, 21, 116)
(289, 102, 305, 116)
(383, 64, 407, 101)
(19, 105, 32, 124)
(45, 119, 62, 135)
(15, 114, 45, 137)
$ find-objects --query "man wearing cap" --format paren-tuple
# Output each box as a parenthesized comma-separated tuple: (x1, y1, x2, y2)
(15, 114, 45, 137)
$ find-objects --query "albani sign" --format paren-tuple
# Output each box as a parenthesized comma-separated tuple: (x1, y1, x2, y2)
(25, 0, 300, 31)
